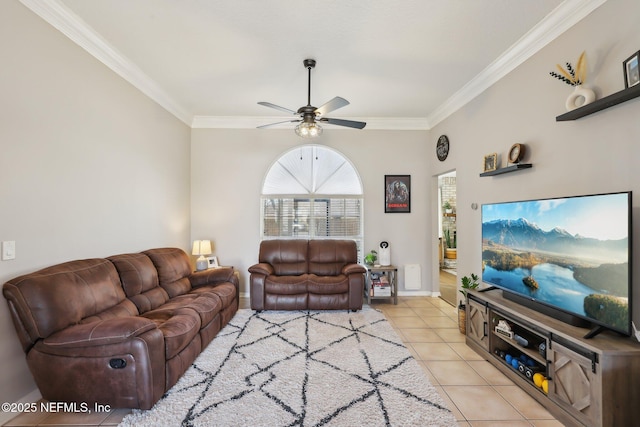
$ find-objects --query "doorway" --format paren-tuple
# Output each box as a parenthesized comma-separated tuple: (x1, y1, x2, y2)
(438, 171, 457, 306)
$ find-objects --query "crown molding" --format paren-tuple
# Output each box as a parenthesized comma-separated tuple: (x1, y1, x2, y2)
(191, 116, 430, 130)
(21, 0, 605, 131)
(19, 0, 192, 126)
(426, 0, 608, 128)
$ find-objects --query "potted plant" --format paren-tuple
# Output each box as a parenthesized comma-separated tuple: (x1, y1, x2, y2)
(458, 273, 479, 334)
(444, 229, 457, 259)
(443, 200, 453, 214)
(364, 249, 377, 266)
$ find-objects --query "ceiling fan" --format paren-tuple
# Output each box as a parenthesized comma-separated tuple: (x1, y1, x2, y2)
(257, 59, 366, 138)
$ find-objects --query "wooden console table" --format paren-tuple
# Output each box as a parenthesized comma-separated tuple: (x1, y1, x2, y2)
(466, 288, 640, 427)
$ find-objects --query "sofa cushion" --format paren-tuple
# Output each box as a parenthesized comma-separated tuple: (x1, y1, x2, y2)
(307, 274, 349, 294)
(308, 240, 357, 275)
(190, 282, 237, 309)
(143, 248, 193, 298)
(265, 275, 308, 295)
(80, 299, 139, 324)
(141, 307, 200, 359)
(2, 259, 128, 348)
(42, 317, 157, 348)
(259, 240, 309, 275)
(108, 253, 169, 313)
(162, 293, 222, 328)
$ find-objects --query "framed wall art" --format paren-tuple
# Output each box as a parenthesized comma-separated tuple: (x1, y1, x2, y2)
(623, 50, 640, 88)
(385, 175, 411, 213)
(483, 153, 497, 172)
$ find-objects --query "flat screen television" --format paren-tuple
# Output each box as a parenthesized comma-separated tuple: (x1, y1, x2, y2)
(481, 191, 632, 337)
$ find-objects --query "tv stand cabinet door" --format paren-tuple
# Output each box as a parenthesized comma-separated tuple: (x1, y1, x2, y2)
(548, 341, 600, 427)
(467, 298, 489, 351)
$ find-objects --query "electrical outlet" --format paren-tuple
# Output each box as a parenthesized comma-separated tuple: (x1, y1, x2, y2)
(2, 241, 16, 260)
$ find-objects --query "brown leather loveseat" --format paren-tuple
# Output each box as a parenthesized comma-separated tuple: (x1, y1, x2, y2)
(2, 247, 238, 410)
(249, 239, 365, 311)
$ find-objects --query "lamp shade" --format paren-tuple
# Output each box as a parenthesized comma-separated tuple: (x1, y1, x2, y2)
(192, 240, 212, 256)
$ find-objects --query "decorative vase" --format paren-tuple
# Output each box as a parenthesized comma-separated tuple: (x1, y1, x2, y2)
(458, 305, 466, 334)
(565, 85, 595, 111)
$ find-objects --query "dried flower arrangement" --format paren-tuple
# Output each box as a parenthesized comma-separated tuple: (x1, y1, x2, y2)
(549, 51, 587, 86)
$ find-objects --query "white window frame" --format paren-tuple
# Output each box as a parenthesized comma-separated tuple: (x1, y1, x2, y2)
(260, 145, 364, 260)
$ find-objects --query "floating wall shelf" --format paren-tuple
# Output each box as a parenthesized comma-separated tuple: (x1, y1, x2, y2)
(556, 84, 640, 121)
(480, 163, 532, 177)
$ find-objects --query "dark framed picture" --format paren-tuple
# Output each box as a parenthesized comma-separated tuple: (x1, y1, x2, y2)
(385, 175, 411, 213)
(483, 153, 497, 172)
(623, 51, 640, 88)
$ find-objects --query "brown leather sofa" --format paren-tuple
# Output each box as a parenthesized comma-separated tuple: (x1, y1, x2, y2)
(2, 247, 238, 410)
(249, 239, 365, 311)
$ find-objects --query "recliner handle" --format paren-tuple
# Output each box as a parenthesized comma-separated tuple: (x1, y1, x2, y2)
(109, 358, 127, 369)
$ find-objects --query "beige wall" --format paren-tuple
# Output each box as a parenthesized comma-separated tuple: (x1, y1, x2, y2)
(191, 129, 431, 295)
(429, 0, 640, 310)
(0, 1, 191, 415)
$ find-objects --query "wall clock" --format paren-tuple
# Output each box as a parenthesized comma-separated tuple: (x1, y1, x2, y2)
(508, 143, 525, 164)
(436, 135, 449, 161)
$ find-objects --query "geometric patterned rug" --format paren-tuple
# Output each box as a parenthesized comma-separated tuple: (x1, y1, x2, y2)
(119, 309, 458, 427)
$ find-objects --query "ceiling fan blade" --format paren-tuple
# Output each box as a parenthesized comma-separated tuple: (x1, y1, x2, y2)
(257, 119, 301, 129)
(315, 96, 350, 116)
(320, 117, 366, 129)
(258, 102, 297, 115)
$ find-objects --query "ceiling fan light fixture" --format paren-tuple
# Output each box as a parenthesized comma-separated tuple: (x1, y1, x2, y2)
(295, 122, 323, 138)
(258, 59, 366, 133)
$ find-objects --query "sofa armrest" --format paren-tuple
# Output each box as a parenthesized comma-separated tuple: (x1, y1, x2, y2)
(342, 263, 366, 275)
(190, 266, 237, 288)
(248, 263, 274, 276)
(42, 317, 157, 348)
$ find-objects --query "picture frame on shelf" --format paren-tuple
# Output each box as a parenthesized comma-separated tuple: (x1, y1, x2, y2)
(384, 175, 411, 213)
(483, 153, 497, 173)
(623, 50, 640, 88)
(206, 256, 219, 268)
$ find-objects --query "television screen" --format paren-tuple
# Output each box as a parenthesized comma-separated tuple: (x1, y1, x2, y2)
(482, 192, 632, 336)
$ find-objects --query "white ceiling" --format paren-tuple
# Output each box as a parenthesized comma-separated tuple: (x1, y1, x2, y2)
(21, 0, 606, 129)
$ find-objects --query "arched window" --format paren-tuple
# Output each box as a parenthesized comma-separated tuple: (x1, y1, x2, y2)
(261, 145, 364, 258)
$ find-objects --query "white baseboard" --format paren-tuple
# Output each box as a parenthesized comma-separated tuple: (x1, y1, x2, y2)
(398, 291, 438, 297)
(240, 291, 441, 299)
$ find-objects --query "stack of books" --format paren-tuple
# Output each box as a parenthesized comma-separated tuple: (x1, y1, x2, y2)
(371, 273, 391, 297)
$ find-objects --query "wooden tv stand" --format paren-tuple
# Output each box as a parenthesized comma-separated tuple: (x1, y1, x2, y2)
(465, 288, 640, 427)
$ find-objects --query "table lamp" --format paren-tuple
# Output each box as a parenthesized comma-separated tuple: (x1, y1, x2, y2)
(192, 240, 212, 271)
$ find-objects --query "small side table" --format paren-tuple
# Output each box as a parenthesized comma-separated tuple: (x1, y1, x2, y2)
(364, 265, 398, 305)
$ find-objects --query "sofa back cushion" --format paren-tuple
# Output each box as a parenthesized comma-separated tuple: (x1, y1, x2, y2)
(2, 259, 129, 350)
(259, 240, 309, 275)
(143, 248, 193, 298)
(109, 253, 169, 313)
(308, 240, 357, 276)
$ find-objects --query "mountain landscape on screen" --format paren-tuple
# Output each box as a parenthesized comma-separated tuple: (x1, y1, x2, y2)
(481, 193, 631, 334)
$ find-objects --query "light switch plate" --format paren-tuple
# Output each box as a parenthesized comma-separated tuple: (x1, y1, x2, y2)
(2, 241, 16, 260)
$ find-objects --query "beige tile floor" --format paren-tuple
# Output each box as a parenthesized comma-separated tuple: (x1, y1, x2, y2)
(374, 296, 564, 427)
(4, 296, 564, 426)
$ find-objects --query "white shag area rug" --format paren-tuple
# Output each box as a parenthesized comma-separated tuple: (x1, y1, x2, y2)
(119, 309, 458, 427)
